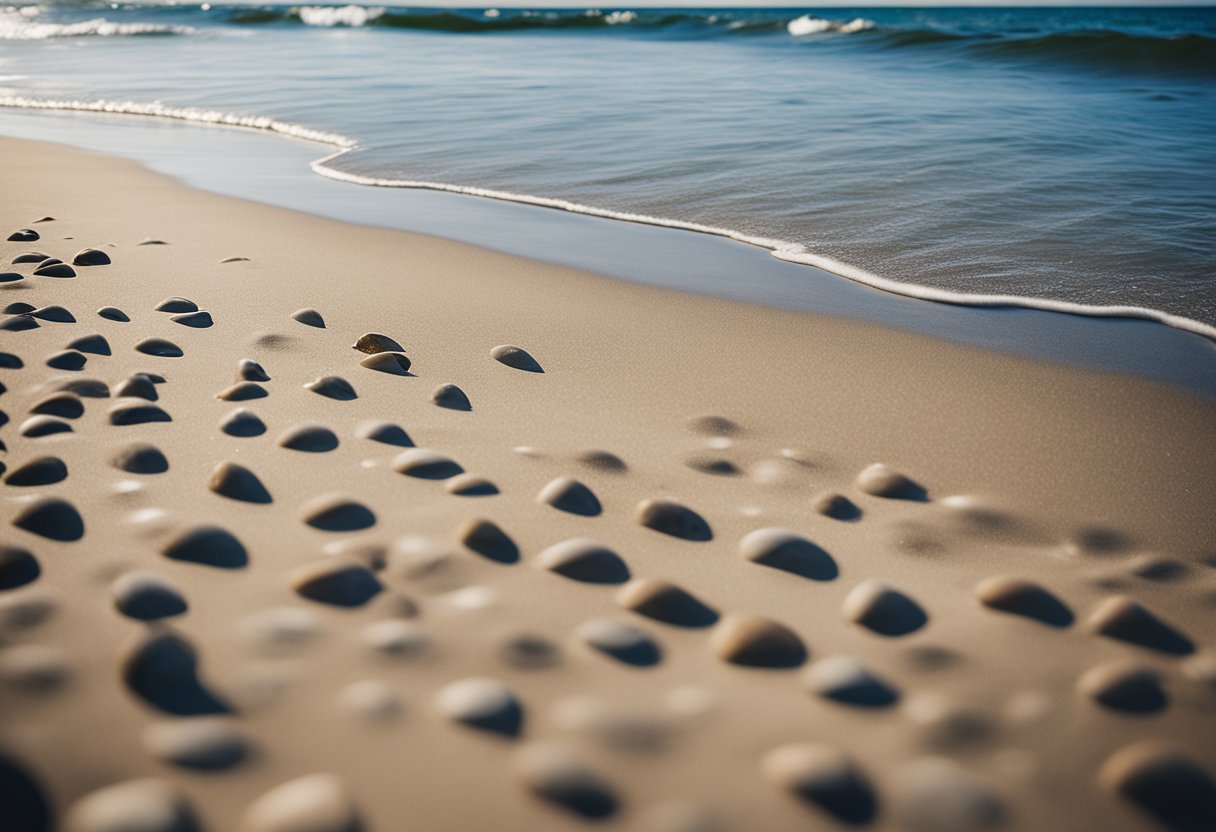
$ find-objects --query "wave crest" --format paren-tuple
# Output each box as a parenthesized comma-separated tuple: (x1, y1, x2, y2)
(787, 15, 874, 37)
(0, 11, 190, 40)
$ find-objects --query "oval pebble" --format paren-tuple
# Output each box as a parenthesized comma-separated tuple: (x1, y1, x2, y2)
(112, 572, 188, 620)
(436, 677, 523, 736)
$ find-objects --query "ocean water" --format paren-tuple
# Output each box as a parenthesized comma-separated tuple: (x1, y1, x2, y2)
(2, 4, 1215, 332)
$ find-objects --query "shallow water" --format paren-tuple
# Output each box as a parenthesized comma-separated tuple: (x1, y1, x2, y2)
(1, 4, 1214, 327)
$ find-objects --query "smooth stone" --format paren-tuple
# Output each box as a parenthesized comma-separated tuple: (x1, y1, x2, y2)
(445, 474, 498, 496)
(217, 381, 268, 401)
(762, 743, 878, 824)
(113, 374, 158, 401)
(237, 774, 363, 832)
(305, 376, 357, 401)
(536, 538, 629, 584)
(740, 528, 837, 581)
(63, 778, 201, 832)
(171, 310, 212, 328)
(686, 415, 741, 436)
(98, 306, 130, 322)
(209, 462, 272, 504)
(537, 476, 601, 516)
(68, 333, 111, 355)
(513, 743, 618, 819)
(30, 305, 75, 322)
(1098, 742, 1216, 830)
(0, 271, 22, 282)
(975, 576, 1073, 627)
(1086, 596, 1194, 655)
(500, 632, 562, 670)
(843, 580, 928, 637)
(221, 408, 267, 437)
(1078, 661, 1167, 713)
(19, 415, 72, 437)
(710, 613, 807, 668)
(300, 494, 376, 531)
(355, 420, 412, 446)
(134, 337, 183, 358)
(34, 262, 76, 278)
(359, 352, 411, 375)
(143, 719, 250, 770)
(577, 618, 661, 667)
(431, 382, 471, 410)
(457, 518, 519, 563)
(121, 628, 229, 716)
(237, 358, 270, 381)
(0, 545, 40, 590)
(436, 677, 523, 736)
(155, 297, 197, 313)
(616, 578, 718, 627)
(684, 453, 740, 476)
(7, 228, 38, 241)
(361, 620, 431, 657)
(112, 443, 169, 474)
(352, 332, 403, 354)
(804, 656, 899, 707)
(812, 492, 861, 520)
(109, 400, 171, 425)
(893, 758, 1006, 832)
(491, 344, 543, 372)
(0, 314, 38, 332)
(46, 350, 86, 371)
(1128, 554, 1188, 581)
(392, 448, 463, 479)
(3, 301, 34, 313)
(4, 456, 67, 487)
(0, 351, 20, 368)
(291, 561, 382, 607)
(12, 497, 84, 541)
(341, 680, 404, 722)
(11, 251, 48, 263)
(576, 450, 627, 473)
(278, 423, 339, 452)
(162, 526, 248, 568)
(0, 644, 71, 694)
(73, 248, 111, 266)
(291, 308, 325, 328)
(636, 498, 712, 541)
(113, 572, 188, 620)
(856, 463, 925, 499)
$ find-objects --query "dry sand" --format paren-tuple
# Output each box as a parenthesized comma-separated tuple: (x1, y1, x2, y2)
(1, 136, 1214, 832)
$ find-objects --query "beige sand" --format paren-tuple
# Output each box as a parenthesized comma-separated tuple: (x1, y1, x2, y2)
(1, 136, 1214, 832)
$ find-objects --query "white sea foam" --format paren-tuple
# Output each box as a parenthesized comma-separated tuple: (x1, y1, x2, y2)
(1, 93, 1212, 342)
(786, 14, 874, 37)
(296, 5, 384, 28)
(0, 8, 191, 39)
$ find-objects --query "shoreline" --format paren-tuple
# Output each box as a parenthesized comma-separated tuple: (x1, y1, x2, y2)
(2, 109, 1214, 402)
(3, 95, 1215, 345)
(2, 135, 1215, 831)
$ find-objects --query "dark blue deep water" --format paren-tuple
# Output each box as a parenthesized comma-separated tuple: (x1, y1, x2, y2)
(2, 5, 1214, 328)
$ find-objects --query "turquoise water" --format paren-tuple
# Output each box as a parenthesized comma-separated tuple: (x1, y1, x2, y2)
(2, 5, 1214, 328)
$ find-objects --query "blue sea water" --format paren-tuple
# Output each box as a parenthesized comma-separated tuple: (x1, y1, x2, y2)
(2, 4, 1214, 329)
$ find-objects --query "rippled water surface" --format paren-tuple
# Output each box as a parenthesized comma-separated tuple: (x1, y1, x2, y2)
(2, 4, 1214, 327)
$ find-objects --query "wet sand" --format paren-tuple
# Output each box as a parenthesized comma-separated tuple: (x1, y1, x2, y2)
(2, 136, 1214, 832)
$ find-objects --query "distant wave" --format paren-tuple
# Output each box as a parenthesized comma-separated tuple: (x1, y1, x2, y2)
(959, 30, 1216, 77)
(2, 92, 1213, 343)
(0, 10, 190, 39)
(7, 3, 1212, 78)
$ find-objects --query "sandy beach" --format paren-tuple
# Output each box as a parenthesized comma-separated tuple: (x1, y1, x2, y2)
(2, 135, 1215, 832)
